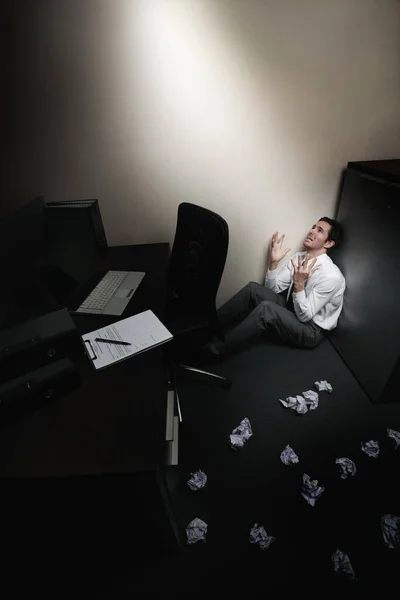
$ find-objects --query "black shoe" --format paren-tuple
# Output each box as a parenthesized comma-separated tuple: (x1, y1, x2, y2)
(191, 343, 223, 366)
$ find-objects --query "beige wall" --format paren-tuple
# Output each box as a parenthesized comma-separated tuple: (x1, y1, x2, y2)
(3, 0, 400, 304)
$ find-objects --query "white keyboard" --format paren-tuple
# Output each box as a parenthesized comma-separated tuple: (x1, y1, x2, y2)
(79, 271, 128, 311)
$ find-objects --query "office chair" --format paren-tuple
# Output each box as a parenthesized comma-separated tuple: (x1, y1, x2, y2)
(165, 202, 232, 417)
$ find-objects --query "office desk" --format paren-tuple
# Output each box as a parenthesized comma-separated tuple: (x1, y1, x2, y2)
(0, 243, 180, 553)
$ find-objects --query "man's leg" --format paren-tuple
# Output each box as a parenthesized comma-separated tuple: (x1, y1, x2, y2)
(214, 300, 324, 356)
(217, 281, 286, 332)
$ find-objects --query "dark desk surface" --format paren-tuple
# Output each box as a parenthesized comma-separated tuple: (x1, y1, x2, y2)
(0, 243, 171, 479)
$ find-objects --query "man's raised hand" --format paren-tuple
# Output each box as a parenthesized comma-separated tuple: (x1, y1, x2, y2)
(270, 232, 291, 264)
(291, 255, 318, 291)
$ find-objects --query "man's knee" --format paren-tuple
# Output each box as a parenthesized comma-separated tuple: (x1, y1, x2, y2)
(245, 281, 265, 302)
(248, 281, 263, 292)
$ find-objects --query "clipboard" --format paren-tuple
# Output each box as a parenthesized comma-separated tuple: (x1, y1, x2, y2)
(82, 310, 173, 370)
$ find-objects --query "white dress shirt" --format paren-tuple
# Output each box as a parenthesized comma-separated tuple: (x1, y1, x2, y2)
(265, 251, 346, 331)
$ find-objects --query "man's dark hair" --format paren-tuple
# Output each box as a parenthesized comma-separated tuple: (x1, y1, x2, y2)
(319, 217, 343, 253)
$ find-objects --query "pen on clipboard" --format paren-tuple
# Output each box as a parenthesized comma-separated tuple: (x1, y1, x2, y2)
(95, 338, 132, 346)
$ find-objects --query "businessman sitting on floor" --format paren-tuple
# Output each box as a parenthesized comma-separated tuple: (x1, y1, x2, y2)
(197, 217, 345, 363)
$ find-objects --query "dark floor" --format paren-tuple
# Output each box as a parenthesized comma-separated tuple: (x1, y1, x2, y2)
(52, 336, 399, 596)
(167, 336, 400, 588)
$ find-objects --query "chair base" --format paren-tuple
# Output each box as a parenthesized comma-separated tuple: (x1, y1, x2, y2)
(168, 362, 232, 424)
(177, 363, 232, 390)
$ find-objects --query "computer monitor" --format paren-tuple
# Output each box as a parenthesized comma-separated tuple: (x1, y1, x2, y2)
(0, 197, 59, 329)
(43, 199, 108, 300)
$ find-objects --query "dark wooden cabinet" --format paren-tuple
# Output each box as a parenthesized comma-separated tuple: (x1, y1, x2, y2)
(329, 160, 400, 404)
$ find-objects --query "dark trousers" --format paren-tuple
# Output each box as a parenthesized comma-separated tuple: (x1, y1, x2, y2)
(215, 281, 324, 356)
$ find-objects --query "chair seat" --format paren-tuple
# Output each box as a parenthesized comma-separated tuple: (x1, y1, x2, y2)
(166, 307, 208, 336)
(165, 301, 212, 357)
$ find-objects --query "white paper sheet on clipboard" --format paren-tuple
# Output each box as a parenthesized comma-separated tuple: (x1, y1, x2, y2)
(82, 309, 173, 370)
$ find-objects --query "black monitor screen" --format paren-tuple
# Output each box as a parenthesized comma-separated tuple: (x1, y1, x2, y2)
(0, 197, 59, 329)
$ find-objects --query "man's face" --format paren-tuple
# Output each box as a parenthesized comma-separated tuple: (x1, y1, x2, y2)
(303, 220, 334, 252)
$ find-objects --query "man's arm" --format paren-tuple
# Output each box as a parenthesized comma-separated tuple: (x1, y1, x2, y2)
(292, 276, 343, 323)
(265, 231, 293, 293)
(265, 258, 295, 293)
